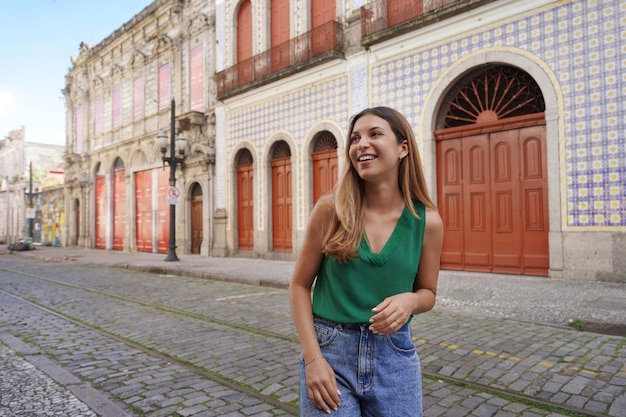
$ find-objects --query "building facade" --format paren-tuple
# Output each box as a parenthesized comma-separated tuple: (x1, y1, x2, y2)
(65, 0, 625, 282)
(1, 127, 64, 245)
(64, 0, 217, 255)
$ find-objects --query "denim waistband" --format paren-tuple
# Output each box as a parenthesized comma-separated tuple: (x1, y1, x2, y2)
(313, 315, 369, 330)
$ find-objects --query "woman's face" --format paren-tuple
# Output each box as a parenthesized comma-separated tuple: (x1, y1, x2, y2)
(348, 113, 408, 182)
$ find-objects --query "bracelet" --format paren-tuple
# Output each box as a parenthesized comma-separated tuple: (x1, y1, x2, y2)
(305, 356, 324, 367)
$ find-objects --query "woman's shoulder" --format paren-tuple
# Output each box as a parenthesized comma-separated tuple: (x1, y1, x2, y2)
(424, 207, 444, 235)
(313, 194, 335, 216)
(307, 194, 336, 233)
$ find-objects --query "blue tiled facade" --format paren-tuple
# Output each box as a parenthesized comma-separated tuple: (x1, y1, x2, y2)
(224, 0, 624, 230)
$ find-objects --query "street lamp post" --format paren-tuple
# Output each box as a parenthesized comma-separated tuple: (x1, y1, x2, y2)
(157, 98, 187, 262)
(28, 162, 34, 239)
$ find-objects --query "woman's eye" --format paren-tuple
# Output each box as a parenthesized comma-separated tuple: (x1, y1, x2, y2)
(350, 136, 359, 143)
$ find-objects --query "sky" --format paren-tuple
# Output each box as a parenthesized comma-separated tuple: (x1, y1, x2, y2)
(0, 0, 154, 146)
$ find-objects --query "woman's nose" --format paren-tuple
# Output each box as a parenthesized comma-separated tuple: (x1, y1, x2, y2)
(357, 137, 370, 150)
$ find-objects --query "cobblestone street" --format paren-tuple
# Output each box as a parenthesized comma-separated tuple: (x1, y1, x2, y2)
(1, 248, 625, 416)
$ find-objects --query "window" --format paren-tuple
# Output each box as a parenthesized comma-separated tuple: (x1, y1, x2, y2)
(158, 63, 170, 110)
(75, 107, 83, 154)
(112, 88, 121, 128)
(133, 77, 144, 121)
(190, 44, 204, 112)
(94, 99, 103, 135)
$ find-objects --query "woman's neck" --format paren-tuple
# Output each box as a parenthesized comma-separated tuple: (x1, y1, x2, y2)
(363, 183, 404, 213)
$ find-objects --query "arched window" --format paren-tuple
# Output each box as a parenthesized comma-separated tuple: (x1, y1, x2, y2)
(442, 65, 545, 128)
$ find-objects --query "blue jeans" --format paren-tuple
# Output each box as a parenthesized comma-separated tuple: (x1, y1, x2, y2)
(299, 317, 422, 416)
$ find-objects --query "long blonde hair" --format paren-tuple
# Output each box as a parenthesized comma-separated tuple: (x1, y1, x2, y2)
(323, 107, 436, 262)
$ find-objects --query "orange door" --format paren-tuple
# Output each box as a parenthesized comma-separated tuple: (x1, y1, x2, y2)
(190, 195, 202, 254)
(462, 134, 491, 271)
(271, 0, 290, 72)
(157, 168, 170, 254)
(312, 0, 335, 27)
(237, 0, 253, 84)
(135, 170, 152, 252)
(312, 149, 338, 204)
(437, 137, 464, 269)
(518, 125, 549, 275)
(437, 125, 548, 276)
(311, 0, 335, 55)
(95, 175, 106, 249)
(387, 0, 423, 28)
(490, 129, 524, 273)
(271, 156, 292, 252)
(237, 163, 254, 250)
(113, 168, 125, 250)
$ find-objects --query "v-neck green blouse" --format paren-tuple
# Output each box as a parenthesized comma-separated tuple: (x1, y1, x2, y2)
(312, 202, 426, 324)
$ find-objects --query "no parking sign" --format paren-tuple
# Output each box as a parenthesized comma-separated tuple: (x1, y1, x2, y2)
(167, 186, 181, 205)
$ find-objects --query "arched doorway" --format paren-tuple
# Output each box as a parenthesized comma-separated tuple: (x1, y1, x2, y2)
(112, 157, 126, 250)
(311, 131, 338, 204)
(95, 163, 106, 249)
(236, 149, 254, 250)
(135, 168, 153, 253)
(435, 65, 549, 276)
(73, 199, 80, 246)
(270, 141, 292, 252)
(156, 167, 170, 254)
(190, 183, 203, 254)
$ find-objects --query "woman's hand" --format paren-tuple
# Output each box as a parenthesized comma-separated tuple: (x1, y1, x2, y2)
(305, 357, 341, 413)
(368, 292, 418, 334)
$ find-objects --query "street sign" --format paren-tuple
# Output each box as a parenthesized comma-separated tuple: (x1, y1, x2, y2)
(167, 186, 181, 205)
(26, 208, 36, 219)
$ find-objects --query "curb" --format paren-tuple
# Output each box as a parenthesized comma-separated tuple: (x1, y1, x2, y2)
(0, 330, 133, 417)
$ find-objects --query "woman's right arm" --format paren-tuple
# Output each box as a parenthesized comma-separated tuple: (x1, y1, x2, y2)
(288, 195, 341, 413)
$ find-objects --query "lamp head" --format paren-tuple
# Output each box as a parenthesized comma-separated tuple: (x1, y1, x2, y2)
(176, 133, 187, 156)
(157, 131, 168, 154)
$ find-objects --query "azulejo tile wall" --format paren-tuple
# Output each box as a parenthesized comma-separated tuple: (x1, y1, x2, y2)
(228, 75, 350, 154)
(370, 0, 624, 229)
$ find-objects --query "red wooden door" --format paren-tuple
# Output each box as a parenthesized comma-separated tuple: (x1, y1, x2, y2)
(271, 0, 290, 72)
(95, 175, 106, 249)
(113, 167, 125, 250)
(387, 0, 423, 28)
(463, 134, 491, 271)
(237, 163, 254, 250)
(157, 168, 170, 254)
(312, 149, 338, 204)
(237, 0, 253, 84)
(271, 157, 292, 252)
(135, 170, 152, 252)
(518, 126, 549, 275)
(191, 196, 202, 254)
(437, 125, 548, 276)
(311, 0, 335, 55)
(312, 0, 335, 27)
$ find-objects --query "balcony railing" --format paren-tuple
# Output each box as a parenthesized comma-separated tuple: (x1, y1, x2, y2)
(217, 20, 343, 99)
(361, 0, 492, 45)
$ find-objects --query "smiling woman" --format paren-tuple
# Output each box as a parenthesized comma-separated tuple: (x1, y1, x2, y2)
(289, 107, 444, 416)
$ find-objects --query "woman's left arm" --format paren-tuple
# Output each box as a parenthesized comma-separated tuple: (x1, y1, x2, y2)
(411, 208, 444, 313)
(369, 209, 444, 334)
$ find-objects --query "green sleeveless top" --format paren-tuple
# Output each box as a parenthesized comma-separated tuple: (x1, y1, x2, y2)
(312, 202, 426, 324)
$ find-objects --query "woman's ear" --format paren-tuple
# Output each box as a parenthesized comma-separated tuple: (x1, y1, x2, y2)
(399, 140, 409, 159)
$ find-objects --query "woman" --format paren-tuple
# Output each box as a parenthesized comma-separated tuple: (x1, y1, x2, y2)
(289, 107, 444, 416)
